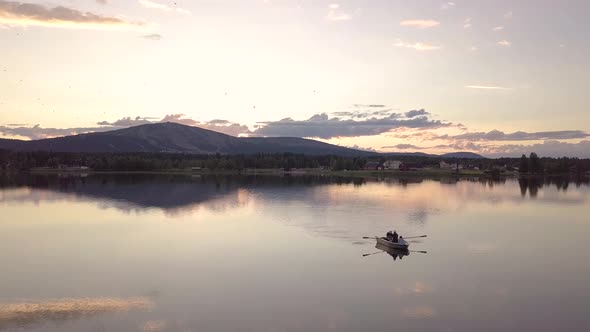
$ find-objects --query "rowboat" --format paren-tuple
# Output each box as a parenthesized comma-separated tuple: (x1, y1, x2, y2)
(375, 236, 409, 249)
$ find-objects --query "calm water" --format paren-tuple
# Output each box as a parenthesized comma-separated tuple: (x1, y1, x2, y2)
(1, 174, 589, 332)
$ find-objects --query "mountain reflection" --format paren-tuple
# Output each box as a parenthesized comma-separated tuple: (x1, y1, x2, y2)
(0, 174, 371, 216)
(0, 174, 588, 216)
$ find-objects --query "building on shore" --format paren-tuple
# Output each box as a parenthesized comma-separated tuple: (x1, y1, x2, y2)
(364, 161, 384, 171)
(383, 160, 403, 170)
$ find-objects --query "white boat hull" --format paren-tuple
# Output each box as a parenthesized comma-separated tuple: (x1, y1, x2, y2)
(376, 237, 409, 249)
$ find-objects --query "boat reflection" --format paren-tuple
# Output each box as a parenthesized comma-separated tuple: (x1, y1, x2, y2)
(375, 242, 411, 261)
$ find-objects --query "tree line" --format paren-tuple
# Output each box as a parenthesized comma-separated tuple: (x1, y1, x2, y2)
(1, 149, 589, 174)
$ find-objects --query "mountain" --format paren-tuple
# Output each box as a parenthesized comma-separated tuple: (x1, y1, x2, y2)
(0, 122, 376, 156)
(0, 123, 487, 158)
(440, 152, 486, 159)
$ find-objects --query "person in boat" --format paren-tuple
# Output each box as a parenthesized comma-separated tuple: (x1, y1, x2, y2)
(392, 231, 399, 243)
(386, 231, 393, 241)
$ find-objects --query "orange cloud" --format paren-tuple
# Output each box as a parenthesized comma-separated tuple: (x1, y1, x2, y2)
(0, 0, 145, 30)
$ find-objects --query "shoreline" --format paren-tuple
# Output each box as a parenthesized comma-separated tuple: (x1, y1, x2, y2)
(22, 168, 524, 178)
(9, 168, 584, 179)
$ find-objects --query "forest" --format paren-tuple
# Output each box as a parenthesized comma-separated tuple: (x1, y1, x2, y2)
(1, 150, 589, 175)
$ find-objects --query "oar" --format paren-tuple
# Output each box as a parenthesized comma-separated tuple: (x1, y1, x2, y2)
(362, 235, 427, 240)
(405, 235, 427, 240)
(362, 251, 386, 257)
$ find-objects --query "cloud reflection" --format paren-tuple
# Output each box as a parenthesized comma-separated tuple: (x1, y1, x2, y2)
(0, 297, 153, 330)
(401, 305, 436, 318)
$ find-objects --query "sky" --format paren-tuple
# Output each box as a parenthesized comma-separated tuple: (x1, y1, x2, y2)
(1, 0, 589, 157)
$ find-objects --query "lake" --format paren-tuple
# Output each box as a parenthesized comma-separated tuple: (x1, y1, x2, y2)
(1, 174, 589, 332)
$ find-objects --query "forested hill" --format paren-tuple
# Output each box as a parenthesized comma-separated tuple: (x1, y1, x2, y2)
(0, 122, 488, 159)
(0, 122, 375, 157)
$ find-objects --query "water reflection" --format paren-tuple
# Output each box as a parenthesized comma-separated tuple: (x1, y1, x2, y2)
(0, 297, 153, 330)
(1, 173, 589, 332)
(375, 243, 411, 262)
(1, 174, 587, 213)
(517, 176, 578, 198)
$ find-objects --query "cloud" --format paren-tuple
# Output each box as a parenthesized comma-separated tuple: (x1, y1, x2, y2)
(332, 104, 394, 119)
(0, 0, 144, 30)
(1, 114, 251, 140)
(497, 40, 511, 47)
(441, 2, 455, 10)
(465, 85, 510, 90)
(138, 0, 191, 14)
(252, 110, 450, 139)
(493, 26, 504, 31)
(405, 109, 430, 118)
(484, 140, 590, 158)
(504, 11, 513, 19)
(353, 104, 386, 108)
(463, 18, 472, 28)
(96, 0, 108, 4)
(399, 19, 440, 28)
(348, 144, 377, 153)
(449, 130, 590, 141)
(382, 144, 424, 150)
(394, 40, 441, 51)
(327, 3, 351, 21)
(97, 116, 153, 127)
(159, 114, 199, 126)
(142, 33, 162, 40)
(0, 124, 120, 140)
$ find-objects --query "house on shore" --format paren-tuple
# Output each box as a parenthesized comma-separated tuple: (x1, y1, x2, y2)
(383, 160, 403, 170)
(440, 161, 463, 170)
(364, 161, 384, 171)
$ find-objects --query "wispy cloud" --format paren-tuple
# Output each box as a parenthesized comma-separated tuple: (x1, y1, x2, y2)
(440, 2, 455, 10)
(400, 19, 440, 29)
(0, 0, 145, 30)
(394, 40, 441, 51)
(497, 40, 511, 47)
(332, 104, 393, 119)
(327, 3, 351, 21)
(449, 130, 590, 141)
(142, 33, 162, 40)
(504, 11, 513, 19)
(465, 85, 510, 90)
(463, 17, 472, 28)
(138, 0, 191, 14)
(96, 0, 108, 5)
(493, 26, 504, 31)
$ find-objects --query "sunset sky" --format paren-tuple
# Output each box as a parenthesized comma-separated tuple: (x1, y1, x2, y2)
(1, 0, 589, 157)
